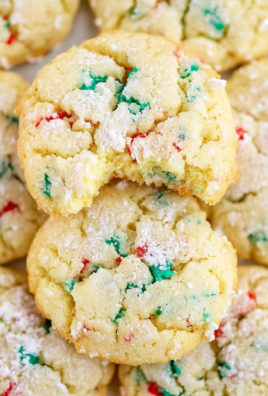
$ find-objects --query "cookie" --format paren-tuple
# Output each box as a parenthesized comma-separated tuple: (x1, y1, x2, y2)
(0, 266, 115, 396)
(17, 31, 237, 218)
(0, 71, 47, 265)
(119, 265, 268, 396)
(211, 59, 268, 265)
(89, 1, 268, 73)
(0, 0, 80, 69)
(27, 180, 237, 365)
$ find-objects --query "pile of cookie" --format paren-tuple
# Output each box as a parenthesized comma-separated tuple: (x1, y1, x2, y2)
(1, 1, 268, 395)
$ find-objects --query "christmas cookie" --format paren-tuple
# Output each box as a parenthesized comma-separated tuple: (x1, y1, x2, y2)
(27, 180, 237, 365)
(211, 59, 268, 265)
(90, 1, 268, 72)
(0, 71, 47, 265)
(0, 0, 80, 69)
(17, 31, 237, 218)
(0, 267, 115, 396)
(119, 265, 268, 396)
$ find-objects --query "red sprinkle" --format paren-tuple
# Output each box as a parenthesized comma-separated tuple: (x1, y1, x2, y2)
(82, 325, 91, 332)
(6, 34, 16, 45)
(247, 292, 257, 301)
(124, 333, 134, 342)
(173, 47, 181, 59)
(127, 133, 148, 162)
(173, 142, 181, 152)
(136, 245, 148, 257)
(148, 382, 163, 396)
(230, 374, 237, 380)
(235, 126, 246, 141)
(0, 202, 19, 218)
(115, 257, 122, 263)
(214, 324, 224, 339)
(2, 383, 17, 396)
(80, 258, 90, 273)
(36, 111, 72, 128)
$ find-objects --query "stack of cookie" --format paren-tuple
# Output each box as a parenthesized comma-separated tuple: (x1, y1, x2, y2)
(1, 1, 268, 395)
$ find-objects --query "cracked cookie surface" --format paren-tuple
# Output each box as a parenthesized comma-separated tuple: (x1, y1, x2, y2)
(17, 31, 237, 218)
(0, 0, 80, 68)
(119, 265, 268, 396)
(0, 71, 47, 265)
(90, 0, 268, 72)
(0, 267, 115, 396)
(212, 59, 268, 265)
(27, 180, 237, 365)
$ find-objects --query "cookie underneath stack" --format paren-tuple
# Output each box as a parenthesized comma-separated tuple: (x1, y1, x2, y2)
(119, 265, 268, 396)
(0, 267, 115, 396)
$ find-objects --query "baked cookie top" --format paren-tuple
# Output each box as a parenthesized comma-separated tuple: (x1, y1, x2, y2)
(27, 181, 237, 365)
(0, 267, 115, 396)
(17, 31, 237, 218)
(211, 59, 268, 265)
(0, 71, 47, 265)
(90, 0, 268, 72)
(0, 0, 80, 68)
(119, 265, 268, 396)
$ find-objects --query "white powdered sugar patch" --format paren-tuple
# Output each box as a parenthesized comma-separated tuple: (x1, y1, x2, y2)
(208, 78, 226, 90)
(259, 18, 268, 32)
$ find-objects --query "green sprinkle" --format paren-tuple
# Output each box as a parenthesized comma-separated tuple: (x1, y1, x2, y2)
(64, 279, 77, 293)
(129, 7, 143, 21)
(126, 283, 139, 290)
(204, 293, 217, 297)
(249, 231, 268, 244)
(187, 86, 201, 103)
(126, 283, 147, 293)
(135, 367, 148, 383)
(43, 319, 52, 334)
(218, 361, 231, 379)
(80, 71, 108, 91)
(238, 315, 246, 322)
(105, 235, 128, 257)
(204, 8, 225, 34)
(6, 115, 19, 124)
(4, 21, 10, 29)
(170, 360, 181, 376)
(179, 131, 186, 140)
(0, 160, 8, 179)
(151, 167, 177, 182)
(118, 94, 149, 115)
(156, 193, 169, 207)
(115, 81, 125, 96)
(251, 341, 268, 352)
(203, 313, 211, 323)
(19, 346, 39, 366)
(155, 306, 162, 316)
(180, 62, 199, 79)
(149, 261, 175, 282)
(112, 307, 126, 323)
(186, 217, 201, 225)
(128, 67, 139, 78)
(162, 390, 174, 396)
(91, 265, 100, 274)
(164, 172, 177, 182)
(42, 173, 52, 198)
